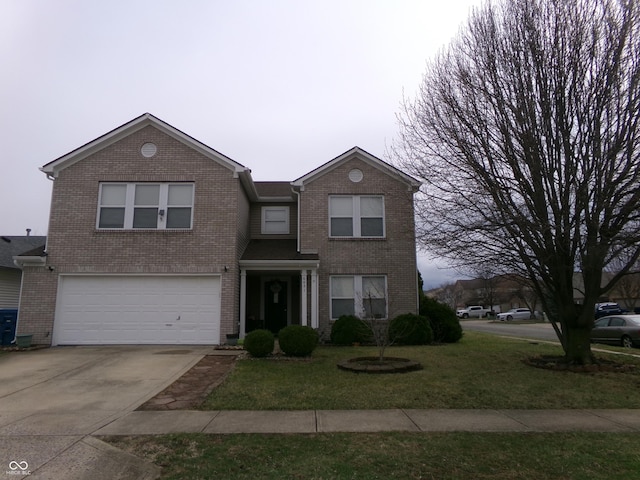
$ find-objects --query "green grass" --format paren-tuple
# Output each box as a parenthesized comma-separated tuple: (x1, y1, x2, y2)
(104, 333, 640, 479)
(107, 432, 640, 480)
(202, 332, 640, 410)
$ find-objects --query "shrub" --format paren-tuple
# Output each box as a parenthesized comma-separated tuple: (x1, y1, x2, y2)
(244, 329, 275, 357)
(278, 325, 319, 357)
(330, 315, 371, 345)
(420, 297, 463, 343)
(389, 313, 433, 345)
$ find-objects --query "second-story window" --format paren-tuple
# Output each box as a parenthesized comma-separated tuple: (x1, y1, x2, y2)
(329, 195, 384, 238)
(98, 183, 194, 230)
(261, 206, 290, 234)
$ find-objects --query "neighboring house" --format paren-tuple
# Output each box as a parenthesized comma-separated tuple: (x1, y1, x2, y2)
(0, 235, 46, 308)
(438, 275, 540, 314)
(15, 113, 421, 346)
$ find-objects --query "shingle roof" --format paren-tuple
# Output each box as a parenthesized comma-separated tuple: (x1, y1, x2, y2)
(241, 240, 318, 261)
(254, 182, 294, 199)
(0, 236, 46, 269)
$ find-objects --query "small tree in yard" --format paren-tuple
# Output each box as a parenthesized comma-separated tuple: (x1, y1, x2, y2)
(393, 0, 640, 364)
(359, 283, 395, 362)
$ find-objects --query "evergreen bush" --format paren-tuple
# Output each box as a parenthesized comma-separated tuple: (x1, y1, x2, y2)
(330, 315, 371, 345)
(390, 313, 433, 345)
(420, 296, 463, 343)
(244, 329, 275, 357)
(278, 325, 319, 356)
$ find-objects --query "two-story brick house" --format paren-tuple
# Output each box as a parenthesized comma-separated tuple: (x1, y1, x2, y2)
(15, 113, 421, 345)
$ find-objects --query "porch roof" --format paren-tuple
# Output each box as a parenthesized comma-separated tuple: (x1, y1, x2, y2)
(240, 239, 319, 267)
(241, 240, 319, 262)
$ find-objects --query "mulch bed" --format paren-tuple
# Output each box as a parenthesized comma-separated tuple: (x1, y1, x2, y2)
(137, 354, 239, 410)
(524, 355, 636, 373)
(337, 356, 423, 374)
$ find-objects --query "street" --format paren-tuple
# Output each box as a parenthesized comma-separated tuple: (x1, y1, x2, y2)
(461, 319, 560, 343)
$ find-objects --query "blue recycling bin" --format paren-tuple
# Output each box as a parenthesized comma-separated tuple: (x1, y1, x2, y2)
(0, 309, 18, 346)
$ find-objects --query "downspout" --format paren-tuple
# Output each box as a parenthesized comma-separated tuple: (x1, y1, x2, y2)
(292, 186, 301, 253)
(41, 170, 56, 255)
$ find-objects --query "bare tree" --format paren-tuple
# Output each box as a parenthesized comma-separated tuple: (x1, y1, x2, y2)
(608, 254, 640, 311)
(471, 267, 500, 314)
(433, 281, 465, 310)
(392, 0, 640, 364)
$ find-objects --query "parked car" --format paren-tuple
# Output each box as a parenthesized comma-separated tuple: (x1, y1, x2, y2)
(590, 314, 640, 348)
(497, 308, 532, 321)
(456, 306, 491, 319)
(595, 302, 623, 319)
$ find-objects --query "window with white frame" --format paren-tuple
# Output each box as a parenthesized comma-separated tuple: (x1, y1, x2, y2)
(330, 275, 387, 319)
(97, 183, 194, 229)
(329, 195, 384, 237)
(261, 206, 289, 234)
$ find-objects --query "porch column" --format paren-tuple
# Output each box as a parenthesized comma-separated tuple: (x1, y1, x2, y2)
(311, 268, 318, 329)
(300, 269, 308, 326)
(239, 269, 247, 338)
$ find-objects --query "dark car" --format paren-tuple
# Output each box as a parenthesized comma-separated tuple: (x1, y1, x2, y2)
(590, 314, 640, 348)
(594, 302, 623, 319)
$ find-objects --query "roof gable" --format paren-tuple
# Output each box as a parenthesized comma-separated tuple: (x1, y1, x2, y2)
(41, 113, 249, 178)
(291, 146, 421, 190)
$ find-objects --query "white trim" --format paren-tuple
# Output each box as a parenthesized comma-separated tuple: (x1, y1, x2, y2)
(41, 113, 249, 178)
(291, 146, 421, 189)
(300, 270, 308, 326)
(239, 269, 247, 339)
(311, 269, 318, 329)
(293, 188, 301, 252)
(12, 256, 46, 268)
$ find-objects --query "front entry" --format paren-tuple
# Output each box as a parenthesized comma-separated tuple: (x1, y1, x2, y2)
(265, 279, 288, 334)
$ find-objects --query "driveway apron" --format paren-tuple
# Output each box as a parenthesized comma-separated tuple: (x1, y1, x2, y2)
(0, 346, 208, 479)
(0, 346, 208, 414)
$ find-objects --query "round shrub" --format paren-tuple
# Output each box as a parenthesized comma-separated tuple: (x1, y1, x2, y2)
(330, 315, 371, 345)
(390, 313, 433, 345)
(420, 297, 463, 343)
(244, 329, 275, 357)
(278, 325, 319, 357)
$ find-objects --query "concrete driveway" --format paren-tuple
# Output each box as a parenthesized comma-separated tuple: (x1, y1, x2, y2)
(0, 346, 208, 414)
(0, 346, 209, 479)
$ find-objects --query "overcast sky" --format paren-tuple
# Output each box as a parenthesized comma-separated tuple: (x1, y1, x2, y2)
(0, 0, 481, 288)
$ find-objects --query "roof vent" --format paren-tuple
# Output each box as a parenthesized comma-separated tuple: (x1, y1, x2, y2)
(349, 168, 363, 183)
(141, 142, 157, 158)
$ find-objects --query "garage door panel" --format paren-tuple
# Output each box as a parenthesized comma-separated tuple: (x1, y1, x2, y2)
(54, 275, 221, 345)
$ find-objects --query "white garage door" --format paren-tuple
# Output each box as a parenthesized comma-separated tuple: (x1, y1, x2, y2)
(53, 275, 221, 345)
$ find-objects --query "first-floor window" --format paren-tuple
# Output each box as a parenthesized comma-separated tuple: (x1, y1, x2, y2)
(98, 183, 194, 230)
(330, 275, 387, 320)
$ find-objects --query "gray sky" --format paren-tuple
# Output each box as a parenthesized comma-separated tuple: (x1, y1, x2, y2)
(0, 0, 480, 288)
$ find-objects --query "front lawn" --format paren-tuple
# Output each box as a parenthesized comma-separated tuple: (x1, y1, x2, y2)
(202, 332, 640, 410)
(107, 432, 640, 480)
(105, 332, 640, 479)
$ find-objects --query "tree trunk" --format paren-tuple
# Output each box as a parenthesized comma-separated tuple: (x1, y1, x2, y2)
(564, 327, 594, 365)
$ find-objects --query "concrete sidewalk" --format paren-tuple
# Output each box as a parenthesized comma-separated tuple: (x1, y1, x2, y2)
(91, 408, 640, 434)
(2, 409, 639, 479)
(3, 408, 639, 438)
